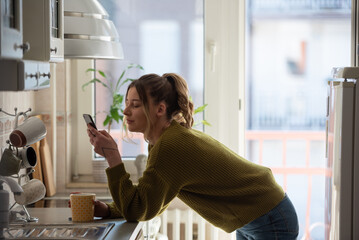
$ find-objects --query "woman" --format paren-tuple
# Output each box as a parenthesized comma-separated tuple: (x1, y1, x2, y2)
(87, 73, 299, 239)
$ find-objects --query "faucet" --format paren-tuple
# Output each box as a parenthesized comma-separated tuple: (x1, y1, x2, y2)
(0, 176, 23, 240)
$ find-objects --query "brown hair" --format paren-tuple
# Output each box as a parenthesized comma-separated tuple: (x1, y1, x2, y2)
(125, 73, 194, 139)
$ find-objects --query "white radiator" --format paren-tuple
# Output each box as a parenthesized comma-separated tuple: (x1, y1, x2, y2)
(157, 208, 236, 240)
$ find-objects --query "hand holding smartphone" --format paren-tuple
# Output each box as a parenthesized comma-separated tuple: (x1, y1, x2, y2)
(83, 114, 97, 130)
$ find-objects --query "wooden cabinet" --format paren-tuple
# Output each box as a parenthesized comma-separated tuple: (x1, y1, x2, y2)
(0, 0, 29, 59)
(0, 59, 50, 90)
(0, 0, 53, 91)
(22, 0, 64, 62)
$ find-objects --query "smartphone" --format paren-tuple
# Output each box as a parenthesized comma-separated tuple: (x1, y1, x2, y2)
(83, 114, 97, 129)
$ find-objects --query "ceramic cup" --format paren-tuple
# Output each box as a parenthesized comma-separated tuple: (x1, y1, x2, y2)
(14, 179, 46, 205)
(16, 146, 37, 169)
(0, 148, 22, 176)
(9, 116, 46, 147)
(70, 193, 96, 222)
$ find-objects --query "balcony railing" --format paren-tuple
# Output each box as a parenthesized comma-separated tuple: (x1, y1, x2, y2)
(246, 130, 328, 240)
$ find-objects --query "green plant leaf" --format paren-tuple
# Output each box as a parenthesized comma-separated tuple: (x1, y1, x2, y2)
(87, 68, 106, 78)
(193, 119, 211, 127)
(202, 120, 211, 126)
(128, 63, 144, 70)
(118, 70, 126, 81)
(113, 93, 123, 104)
(82, 78, 109, 91)
(98, 70, 106, 78)
(127, 64, 137, 70)
(115, 70, 126, 91)
(110, 108, 122, 122)
(86, 68, 96, 73)
(113, 94, 124, 107)
(119, 78, 135, 88)
(135, 64, 144, 70)
(103, 115, 111, 126)
(194, 104, 208, 114)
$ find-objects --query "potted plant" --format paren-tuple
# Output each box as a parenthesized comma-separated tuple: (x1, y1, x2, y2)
(82, 63, 143, 183)
(82, 63, 144, 133)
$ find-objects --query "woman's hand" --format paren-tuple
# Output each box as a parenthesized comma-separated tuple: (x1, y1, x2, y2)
(68, 193, 110, 218)
(87, 124, 123, 167)
(94, 200, 111, 218)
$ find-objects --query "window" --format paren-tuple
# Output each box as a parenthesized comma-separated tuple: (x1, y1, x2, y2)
(94, 0, 204, 159)
(245, 0, 351, 239)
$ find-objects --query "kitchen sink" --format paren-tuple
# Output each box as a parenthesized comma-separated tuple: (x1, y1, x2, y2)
(2, 223, 114, 239)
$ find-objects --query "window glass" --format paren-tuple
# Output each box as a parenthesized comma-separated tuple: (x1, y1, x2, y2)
(94, 0, 204, 159)
(245, 1, 351, 239)
(4, 0, 15, 28)
(51, 0, 59, 38)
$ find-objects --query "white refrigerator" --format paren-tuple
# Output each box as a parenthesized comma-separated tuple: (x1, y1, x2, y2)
(326, 67, 359, 240)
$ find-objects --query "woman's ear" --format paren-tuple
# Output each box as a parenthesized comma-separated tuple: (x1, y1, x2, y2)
(156, 102, 167, 117)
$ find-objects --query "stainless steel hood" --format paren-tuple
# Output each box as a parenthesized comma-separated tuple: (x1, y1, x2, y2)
(63, 0, 124, 59)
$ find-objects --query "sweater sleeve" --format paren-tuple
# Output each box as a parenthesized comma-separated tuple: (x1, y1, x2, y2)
(105, 162, 178, 222)
(106, 202, 123, 218)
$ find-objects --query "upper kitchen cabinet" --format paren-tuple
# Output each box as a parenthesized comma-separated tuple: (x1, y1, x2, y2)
(0, 59, 50, 91)
(22, 0, 64, 62)
(0, 0, 29, 59)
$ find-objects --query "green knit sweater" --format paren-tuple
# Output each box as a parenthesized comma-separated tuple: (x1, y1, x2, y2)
(106, 121, 284, 233)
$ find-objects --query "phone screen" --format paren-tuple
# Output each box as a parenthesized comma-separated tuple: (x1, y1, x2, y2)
(83, 114, 97, 129)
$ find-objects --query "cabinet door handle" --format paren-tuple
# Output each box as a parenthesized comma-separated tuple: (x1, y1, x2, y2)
(15, 42, 30, 53)
(40, 72, 51, 78)
(50, 47, 57, 53)
(26, 73, 38, 79)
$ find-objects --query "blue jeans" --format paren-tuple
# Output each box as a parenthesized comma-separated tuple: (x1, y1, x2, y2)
(236, 194, 299, 240)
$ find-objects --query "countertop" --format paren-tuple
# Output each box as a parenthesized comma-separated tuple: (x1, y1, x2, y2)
(22, 208, 143, 240)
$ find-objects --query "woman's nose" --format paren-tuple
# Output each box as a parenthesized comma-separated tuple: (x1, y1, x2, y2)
(123, 106, 130, 116)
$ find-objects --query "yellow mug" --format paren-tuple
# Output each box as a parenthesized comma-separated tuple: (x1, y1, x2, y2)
(70, 193, 96, 222)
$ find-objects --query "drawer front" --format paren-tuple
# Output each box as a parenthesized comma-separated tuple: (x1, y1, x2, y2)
(38, 62, 51, 89)
(21, 60, 38, 90)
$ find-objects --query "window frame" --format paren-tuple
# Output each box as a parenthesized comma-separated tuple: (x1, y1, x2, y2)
(204, 0, 245, 155)
(68, 59, 138, 178)
(67, 0, 246, 182)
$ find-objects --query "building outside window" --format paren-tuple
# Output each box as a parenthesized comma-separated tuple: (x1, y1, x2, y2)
(245, 0, 351, 239)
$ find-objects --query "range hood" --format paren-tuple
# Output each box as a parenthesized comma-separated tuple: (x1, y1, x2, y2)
(64, 0, 124, 59)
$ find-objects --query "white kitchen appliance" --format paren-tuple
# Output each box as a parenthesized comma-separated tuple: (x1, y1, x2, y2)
(325, 67, 359, 240)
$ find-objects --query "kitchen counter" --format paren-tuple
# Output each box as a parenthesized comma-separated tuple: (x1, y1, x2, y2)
(19, 208, 144, 240)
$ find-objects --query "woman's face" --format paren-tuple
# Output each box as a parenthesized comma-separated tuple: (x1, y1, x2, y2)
(123, 87, 147, 133)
